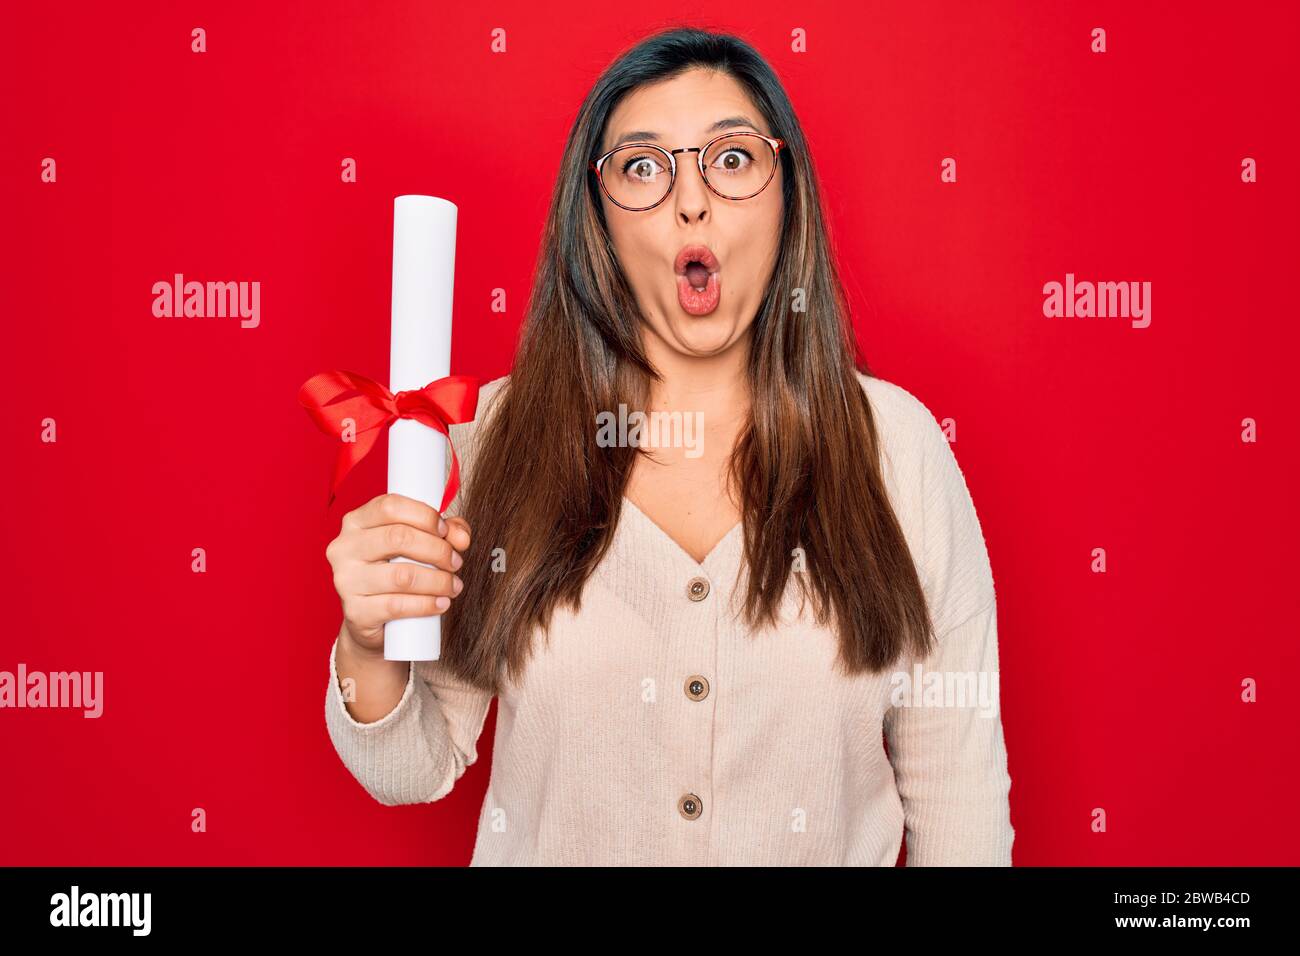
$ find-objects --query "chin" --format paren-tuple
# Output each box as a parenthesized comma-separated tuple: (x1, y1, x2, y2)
(668, 313, 739, 355)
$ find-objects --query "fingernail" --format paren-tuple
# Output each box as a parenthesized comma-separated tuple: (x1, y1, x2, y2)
(452, 574, 464, 594)
(437, 518, 447, 536)
(451, 550, 463, 570)
(435, 596, 451, 610)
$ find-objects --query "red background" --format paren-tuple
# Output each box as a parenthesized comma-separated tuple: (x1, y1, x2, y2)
(3, 1, 1297, 865)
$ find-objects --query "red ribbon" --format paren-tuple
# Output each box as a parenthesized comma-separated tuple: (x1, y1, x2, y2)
(298, 369, 480, 512)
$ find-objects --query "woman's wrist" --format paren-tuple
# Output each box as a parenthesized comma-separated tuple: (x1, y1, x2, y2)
(336, 623, 404, 678)
(334, 623, 411, 722)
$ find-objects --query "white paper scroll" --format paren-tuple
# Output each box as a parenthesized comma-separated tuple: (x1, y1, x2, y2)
(384, 195, 457, 661)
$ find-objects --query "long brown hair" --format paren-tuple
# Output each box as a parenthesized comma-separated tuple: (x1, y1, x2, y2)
(443, 27, 935, 693)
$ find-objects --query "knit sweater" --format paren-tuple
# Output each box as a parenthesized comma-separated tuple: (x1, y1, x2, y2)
(324, 371, 1015, 866)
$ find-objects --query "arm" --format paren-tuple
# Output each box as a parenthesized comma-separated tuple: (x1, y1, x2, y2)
(322, 382, 505, 806)
(884, 600, 1013, 865)
(884, 403, 1015, 865)
(325, 628, 493, 806)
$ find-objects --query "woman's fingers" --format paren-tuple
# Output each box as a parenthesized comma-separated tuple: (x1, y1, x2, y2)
(345, 558, 463, 599)
(443, 516, 472, 553)
(348, 492, 446, 537)
(343, 591, 453, 630)
(331, 493, 475, 649)
(358, 521, 460, 569)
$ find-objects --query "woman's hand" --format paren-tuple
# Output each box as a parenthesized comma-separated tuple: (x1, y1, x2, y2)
(326, 492, 471, 657)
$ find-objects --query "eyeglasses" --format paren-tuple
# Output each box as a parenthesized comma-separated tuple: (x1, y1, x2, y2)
(589, 131, 785, 212)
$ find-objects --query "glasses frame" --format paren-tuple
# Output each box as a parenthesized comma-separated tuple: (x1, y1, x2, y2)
(589, 131, 786, 212)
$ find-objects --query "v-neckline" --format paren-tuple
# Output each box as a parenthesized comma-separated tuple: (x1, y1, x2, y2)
(620, 495, 743, 571)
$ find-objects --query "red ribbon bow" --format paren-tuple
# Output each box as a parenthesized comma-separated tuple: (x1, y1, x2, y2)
(298, 369, 480, 512)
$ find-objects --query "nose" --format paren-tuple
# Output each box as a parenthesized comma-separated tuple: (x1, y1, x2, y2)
(673, 154, 710, 224)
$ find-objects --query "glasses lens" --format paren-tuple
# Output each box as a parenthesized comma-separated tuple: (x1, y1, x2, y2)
(702, 133, 776, 199)
(596, 135, 778, 209)
(600, 144, 673, 209)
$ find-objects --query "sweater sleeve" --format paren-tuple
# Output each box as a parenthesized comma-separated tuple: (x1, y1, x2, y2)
(883, 404, 1015, 865)
(324, 636, 494, 806)
(322, 376, 505, 806)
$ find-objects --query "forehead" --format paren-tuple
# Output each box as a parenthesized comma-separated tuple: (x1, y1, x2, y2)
(602, 68, 768, 150)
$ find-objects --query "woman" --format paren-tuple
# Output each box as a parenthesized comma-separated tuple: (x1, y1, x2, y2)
(323, 27, 1013, 866)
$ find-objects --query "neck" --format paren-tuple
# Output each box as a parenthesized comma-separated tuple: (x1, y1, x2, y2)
(640, 326, 752, 424)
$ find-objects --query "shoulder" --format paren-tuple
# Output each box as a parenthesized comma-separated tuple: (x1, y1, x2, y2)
(442, 374, 510, 512)
(448, 374, 510, 443)
(851, 369, 996, 637)
(471, 374, 511, 425)
(851, 369, 949, 475)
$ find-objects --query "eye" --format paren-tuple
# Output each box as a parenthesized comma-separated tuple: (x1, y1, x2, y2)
(710, 147, 755, 174)
(619, 152, 667, 182)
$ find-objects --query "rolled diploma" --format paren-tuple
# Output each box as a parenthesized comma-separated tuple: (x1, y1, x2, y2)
(384, 195, 457, 661)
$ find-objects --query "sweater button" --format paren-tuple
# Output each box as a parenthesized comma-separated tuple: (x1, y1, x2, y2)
(684, 676, 709, 701)
(678, 793, 703, 820)
(686, 576, 710, 601)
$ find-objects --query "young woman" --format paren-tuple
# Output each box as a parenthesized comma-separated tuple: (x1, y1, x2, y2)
(323, 27, 1013, 866)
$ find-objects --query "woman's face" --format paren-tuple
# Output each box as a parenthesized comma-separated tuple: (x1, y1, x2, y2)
(598, 68, 783, 359)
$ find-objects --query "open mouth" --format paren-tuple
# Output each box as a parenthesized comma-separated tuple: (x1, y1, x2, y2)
(673, 244, 722, 316)
(674, 244, 721, 290)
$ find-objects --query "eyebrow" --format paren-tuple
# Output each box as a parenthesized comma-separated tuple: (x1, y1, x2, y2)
(608, 115, 764, 150)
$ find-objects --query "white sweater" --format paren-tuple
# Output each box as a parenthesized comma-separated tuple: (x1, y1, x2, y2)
(324, 371, 1014, 865)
